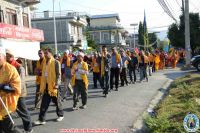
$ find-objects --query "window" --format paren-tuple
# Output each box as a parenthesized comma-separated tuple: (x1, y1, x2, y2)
(23, 13, 29, 27)
(6, 8, 17, 25)
(103, 33, 109, 43)
(0, 9, 4, 23)
(71, 25, 75, 34)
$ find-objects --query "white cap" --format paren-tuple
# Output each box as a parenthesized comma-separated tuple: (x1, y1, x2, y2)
(64, 50, 70, 55)
(6, 49, 14, 56)
(77, 51, 84, 57)
(0, 46, 6, 56)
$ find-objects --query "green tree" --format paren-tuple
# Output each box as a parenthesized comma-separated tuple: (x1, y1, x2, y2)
(148, 32, 157, 44)
(168, 13, 200, 54)
(138, 21, 144, 46)
(84, 28, 97, 49)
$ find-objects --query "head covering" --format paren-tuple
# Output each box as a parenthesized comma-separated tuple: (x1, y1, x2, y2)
(0, 46, 6, 56)
(64, 50, 70, 55)
(77, 51, 84, 57)
(6, 49, 14, 56)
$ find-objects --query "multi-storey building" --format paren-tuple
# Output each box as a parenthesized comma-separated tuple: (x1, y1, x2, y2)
(88, 13, 126, 47)
(31, 10, 88, 52)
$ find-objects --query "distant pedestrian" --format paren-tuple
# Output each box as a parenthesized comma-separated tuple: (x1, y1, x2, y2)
(91, 51, 101, 89)
(110, 47, 122, 91)
(100, 46, 111, 97)
(60, 50, 73, 101)
(119, 49, 129, 86)
(128, 51, 138, 84)
(138, 51, 149, 82)
(34, 50, 45, 110)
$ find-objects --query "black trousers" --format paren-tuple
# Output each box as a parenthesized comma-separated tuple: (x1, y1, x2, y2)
(101, 71, 109, 94)
(152, 62, 156, 73)
(35, 84, 42, 108)
(16, 97, 32, 132)
(129, 67, 137, 82)
(73, 80, 87, 107)
(39, 85, 64, 122)
(120, 68, 128, 85)
(93, 72, 101, 88)
(110, 68, 120, 89)
(0, 115, 21, 133)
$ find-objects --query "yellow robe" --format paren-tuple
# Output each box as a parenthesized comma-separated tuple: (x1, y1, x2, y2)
(154, 54, 160, 70)
(91, 57, 100, 73)
(71, 61, 89, 89)
(40, 57, 59, 97)
(0, 62, 21, 120)
(36, 58, 45, 85)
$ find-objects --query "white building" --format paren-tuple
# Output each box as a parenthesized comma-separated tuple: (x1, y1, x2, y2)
(88, 14, 126, 47)
(31, 11, 88, 53)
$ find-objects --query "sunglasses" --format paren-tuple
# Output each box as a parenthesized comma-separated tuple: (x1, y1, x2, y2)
(38, 53, 43, 55)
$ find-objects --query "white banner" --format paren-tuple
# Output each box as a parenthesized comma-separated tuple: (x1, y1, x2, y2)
(0, 39, 40, 60)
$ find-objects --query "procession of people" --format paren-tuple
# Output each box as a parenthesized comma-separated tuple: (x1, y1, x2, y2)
(0, 45, 182, 133)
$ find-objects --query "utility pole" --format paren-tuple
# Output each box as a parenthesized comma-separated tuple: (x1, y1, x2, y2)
(184, 0, 191, 67)
(182, 0, 184, 12)
(53, 0, 58, 54)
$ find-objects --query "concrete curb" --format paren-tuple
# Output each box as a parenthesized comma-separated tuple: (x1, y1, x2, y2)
(130, 78, 173, 133)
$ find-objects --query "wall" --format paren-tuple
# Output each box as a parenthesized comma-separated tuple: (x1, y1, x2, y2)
(32, 19, 68, 43)
(90, 17, 118, 27)
(0, 0, 30, 27)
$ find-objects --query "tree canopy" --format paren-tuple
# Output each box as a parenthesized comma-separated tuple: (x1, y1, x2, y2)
(167, 13, 200, 54)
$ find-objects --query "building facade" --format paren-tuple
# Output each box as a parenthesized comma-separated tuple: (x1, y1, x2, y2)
(126, 33, 139, 48)
(88, 14, 126, 47)
(31, 11, 88, 53)
(0, 0, 44, 74)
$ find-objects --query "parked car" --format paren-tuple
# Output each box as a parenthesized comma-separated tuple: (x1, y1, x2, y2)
(191, 55, 200, 72)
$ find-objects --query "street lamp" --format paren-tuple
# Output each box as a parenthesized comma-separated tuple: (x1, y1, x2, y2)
(53, 0, 58, 54)
(130, 23, 138, 48)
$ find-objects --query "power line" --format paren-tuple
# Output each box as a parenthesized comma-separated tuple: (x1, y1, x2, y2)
(64, 0, 163, 15)
(157, 0, 177, 22)
(175, 0, 182, 8)
(165, 0, 178, 17)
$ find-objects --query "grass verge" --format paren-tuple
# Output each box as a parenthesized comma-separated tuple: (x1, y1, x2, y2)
(144, 73, 200, 133)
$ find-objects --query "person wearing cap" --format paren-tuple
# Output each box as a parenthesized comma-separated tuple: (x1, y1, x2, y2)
(6, 49, 20, 68)
(100, 46, 111, 97)
(128, 50, 138, 84)
(71, 51, 89, 110)
(110, 47, 122, 91)
(60, 50, 73, 101)
(138, 50, 149, 82)
(6, 49, 33, 133)
(119, 49, 129, 86)
(0, 47, 21, 133)
(34, 48, 64, 125)
(34, 50, 45, 110)
(90, 51, 101, 89)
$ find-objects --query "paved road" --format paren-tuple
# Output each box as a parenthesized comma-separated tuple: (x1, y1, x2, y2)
(14, 68, 189, 133)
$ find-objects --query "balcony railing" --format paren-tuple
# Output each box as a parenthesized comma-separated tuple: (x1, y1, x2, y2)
(88, 26, 124, 31)
(31, 10, 88, 19)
